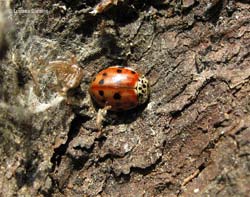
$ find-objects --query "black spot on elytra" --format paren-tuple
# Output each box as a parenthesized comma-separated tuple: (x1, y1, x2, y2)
(139, 87, 142, 90)
(117, 69, 122, 73)
(142, 90, 146, 93)
(139, 93, 143, 97)
(131, 71, 136, 74)
(102, 72, 107, 76)
(113, 92, 121, 100)
(99, 79, 104, 85)
(143, 84, 146, 88)
(99, 90, 104, 96)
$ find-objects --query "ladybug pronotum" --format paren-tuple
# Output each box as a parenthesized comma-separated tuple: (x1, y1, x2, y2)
(89, 66, 149, 111)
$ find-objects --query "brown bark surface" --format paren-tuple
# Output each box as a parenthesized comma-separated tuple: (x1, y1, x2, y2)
(0, 0, 249, 196)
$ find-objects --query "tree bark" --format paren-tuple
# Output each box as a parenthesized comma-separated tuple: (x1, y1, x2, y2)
(0, 0, 249, 196)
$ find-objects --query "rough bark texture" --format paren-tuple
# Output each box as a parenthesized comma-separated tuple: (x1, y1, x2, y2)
(0, 0, 249, 196)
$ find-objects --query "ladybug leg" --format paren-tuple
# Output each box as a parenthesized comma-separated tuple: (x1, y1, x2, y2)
(96, 105, 112, 130)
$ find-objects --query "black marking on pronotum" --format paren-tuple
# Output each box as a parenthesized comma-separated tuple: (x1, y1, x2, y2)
(131, 71, 136, 74)
(99, 90, 104, 96)
(117, 69, 122, 73)
(143, 84, 146, 88)
(99, 79, 104, 85)
(113, 92, 121, 100)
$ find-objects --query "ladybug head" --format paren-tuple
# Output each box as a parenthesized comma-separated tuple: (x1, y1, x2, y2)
(136, 75, 150, 104)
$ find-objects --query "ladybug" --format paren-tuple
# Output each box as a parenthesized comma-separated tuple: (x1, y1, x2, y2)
(89, 66, 149, 111)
